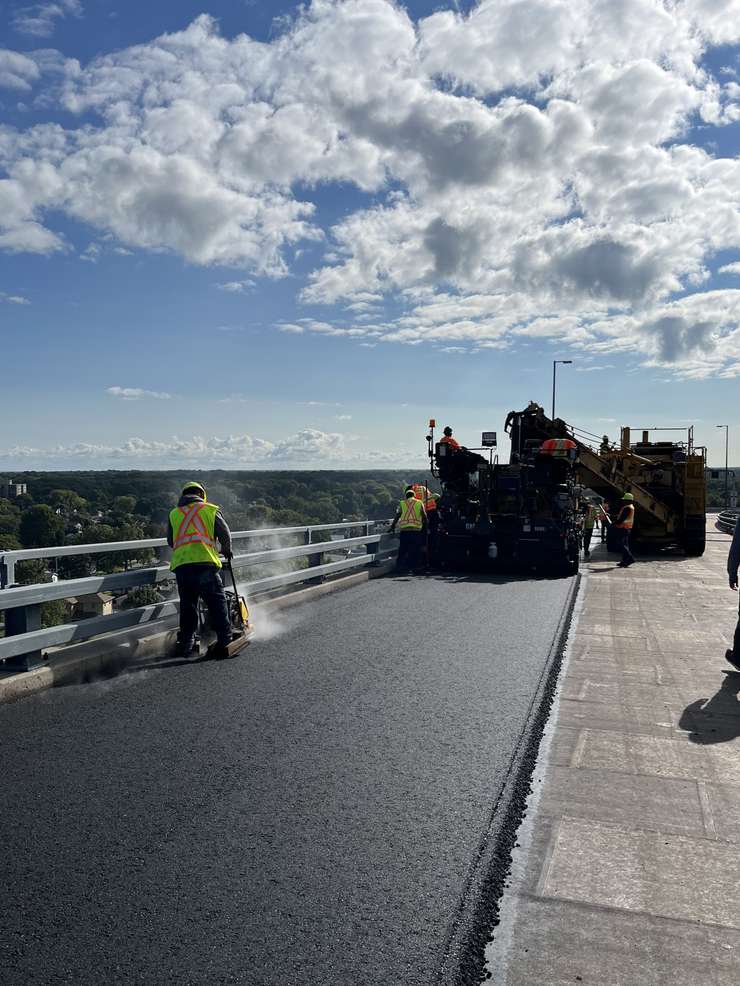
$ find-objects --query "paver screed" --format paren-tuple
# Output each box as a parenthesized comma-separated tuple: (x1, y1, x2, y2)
(485, 517, 740, 986)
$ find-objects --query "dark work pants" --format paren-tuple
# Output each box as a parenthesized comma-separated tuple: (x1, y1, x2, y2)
(733, 596, 740, 659)
(397, 530, 423, 572)
(176, 564, 232, 648)
(427, 511, 439, 563)
(617, 528, 634, 566)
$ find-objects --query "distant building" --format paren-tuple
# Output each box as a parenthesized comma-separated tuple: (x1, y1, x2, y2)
(69, 593, 115, 619)
(1, 480, 27, 499)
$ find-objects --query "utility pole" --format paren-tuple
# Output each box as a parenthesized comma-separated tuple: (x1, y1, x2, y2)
(717, 425, 729, 508)
(552, 360, 573, 421)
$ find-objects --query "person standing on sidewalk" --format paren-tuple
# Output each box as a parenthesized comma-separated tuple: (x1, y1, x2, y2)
(581, 501, 598, 558)
(614, 493, 635, 567)
(725, 519, 740, 671)
(600, 500, 610, 542)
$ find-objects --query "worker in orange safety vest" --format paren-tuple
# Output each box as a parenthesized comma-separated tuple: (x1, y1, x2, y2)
(439, 426, 461, 450)
(412, 483, 440, 563)
(614, 493, 635, 568)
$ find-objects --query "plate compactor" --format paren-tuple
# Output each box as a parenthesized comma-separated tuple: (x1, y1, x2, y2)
(175, 558, 254, 659)
(205, 556, 254, 659)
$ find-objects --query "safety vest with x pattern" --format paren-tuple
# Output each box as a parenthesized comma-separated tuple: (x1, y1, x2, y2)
(169, 501, 222, 571)
(398, 496, 425, 531)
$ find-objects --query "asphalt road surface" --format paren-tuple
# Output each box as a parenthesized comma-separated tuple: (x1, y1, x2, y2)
(0, 572, 574, 986)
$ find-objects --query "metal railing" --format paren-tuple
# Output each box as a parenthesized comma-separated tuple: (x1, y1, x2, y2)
(0, 520, 393, 673)
(717, 510, 740, 534)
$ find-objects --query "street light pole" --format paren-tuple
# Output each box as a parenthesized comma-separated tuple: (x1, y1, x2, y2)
(552, 360, 573, 421)
(717, 424, 729, 508)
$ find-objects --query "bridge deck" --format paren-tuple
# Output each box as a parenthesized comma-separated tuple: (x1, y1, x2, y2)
(0, 572, 574, 986)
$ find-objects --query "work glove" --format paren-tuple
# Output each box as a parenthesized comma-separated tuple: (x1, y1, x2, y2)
(224, 550, 234, 561)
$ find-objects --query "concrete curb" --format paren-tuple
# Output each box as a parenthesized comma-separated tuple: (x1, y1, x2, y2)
(435, 572, 582, 986)
(0, 560, 395, 705)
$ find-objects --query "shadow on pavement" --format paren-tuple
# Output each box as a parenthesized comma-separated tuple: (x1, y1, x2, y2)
(679, 672, 740, 745)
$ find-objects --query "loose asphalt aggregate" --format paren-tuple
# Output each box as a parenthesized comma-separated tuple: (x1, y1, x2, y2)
(0, 572, 574, 986)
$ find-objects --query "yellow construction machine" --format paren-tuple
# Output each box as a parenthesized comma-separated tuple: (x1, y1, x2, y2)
(506, 402, 707, 556)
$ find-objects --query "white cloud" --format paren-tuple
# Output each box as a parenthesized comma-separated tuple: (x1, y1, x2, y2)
(0, 49, 41, 90)
(12, 1, 83, 38)
(1, 2, 739, 375)
(0, 291, 30, 304)
(720, 262, 740, 275)
(216, 279, 254, 292)
(0, 428, 420, 468)
(106, 386, 173, 400)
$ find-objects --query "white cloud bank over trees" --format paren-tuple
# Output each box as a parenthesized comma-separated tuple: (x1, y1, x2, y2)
(0, 428, 418, 469)
(0, 0, 739, 375)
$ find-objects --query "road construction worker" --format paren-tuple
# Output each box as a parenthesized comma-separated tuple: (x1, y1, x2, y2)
(581, 501, 598, 558)
(412, 483, 440, 563)
(439, 426, 461, 450)
(167, 481, 233, 657)
(389, 486, 427, 573)
(725, 519, 740, 671)
(614, 492, 635, 567)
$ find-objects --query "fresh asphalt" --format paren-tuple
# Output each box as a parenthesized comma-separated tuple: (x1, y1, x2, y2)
(0, 572, 574, 986)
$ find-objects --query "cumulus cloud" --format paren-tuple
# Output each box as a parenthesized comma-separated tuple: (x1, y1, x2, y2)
(106, 386, 173, 400)
(0, 291, 30, 304)
(12, 1, 83, 38)
(0, 2, 739, 374)
(0, 49, 41, 90)
(0, 428, 418, 468)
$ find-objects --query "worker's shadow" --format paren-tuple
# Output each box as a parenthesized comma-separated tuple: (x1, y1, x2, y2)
(679, 673, 740, 745)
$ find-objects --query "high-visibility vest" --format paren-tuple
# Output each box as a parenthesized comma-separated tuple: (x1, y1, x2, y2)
(615, 504, 634, 530)
(398, 496, 425, 531)
(439, 435, 461, 450)
(169, 501, 222, 570)
(412, 484, 437, 512)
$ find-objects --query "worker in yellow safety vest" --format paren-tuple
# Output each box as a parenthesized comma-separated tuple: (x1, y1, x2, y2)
(167, 481, 234, 656)
(389, 486, 427, 573)
(614, 492, 635, 568)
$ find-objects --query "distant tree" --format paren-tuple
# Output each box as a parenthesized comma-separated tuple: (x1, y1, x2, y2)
(0, 533, 21, 551)
(41, 599, 68, 629)
(112, 495, 137, 516)
(121, 586, 162, 610)
(16, 559, 49, 585)
(0, 497, 21, 537)
(48, 489, 88, 517)
(19, 505, 64, 548)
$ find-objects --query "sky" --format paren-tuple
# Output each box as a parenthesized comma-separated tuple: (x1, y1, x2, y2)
(0, 0, 739, 471)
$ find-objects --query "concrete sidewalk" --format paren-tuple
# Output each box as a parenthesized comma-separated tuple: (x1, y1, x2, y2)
(486, 518, 740, 985)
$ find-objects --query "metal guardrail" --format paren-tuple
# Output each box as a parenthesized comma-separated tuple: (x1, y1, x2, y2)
(717, 510, 740, 534)
(0, 520, 393, 673)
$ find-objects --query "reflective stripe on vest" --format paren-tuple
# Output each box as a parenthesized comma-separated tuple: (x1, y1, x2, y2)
(616, 504, 634, 530)
(170, 502, 222, 570)
(399, 496, 424, 531)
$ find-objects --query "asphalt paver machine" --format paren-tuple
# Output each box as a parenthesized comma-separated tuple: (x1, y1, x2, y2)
(507, 402, 707, 556)
(427, 419, 581, 576)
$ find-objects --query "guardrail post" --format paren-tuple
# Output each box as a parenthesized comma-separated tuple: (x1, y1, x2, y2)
(305, 529, 324, 584)
(0, 556, 15, 589)
(3, 604, 44, 671)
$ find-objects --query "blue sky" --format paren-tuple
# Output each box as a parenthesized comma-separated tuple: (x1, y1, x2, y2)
(1, 0, 739, 469)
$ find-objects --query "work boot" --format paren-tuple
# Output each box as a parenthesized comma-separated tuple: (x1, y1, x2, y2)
(725, 649, 740, 673)
(175, 638, 197, 657)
